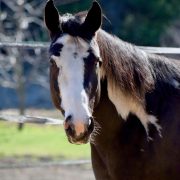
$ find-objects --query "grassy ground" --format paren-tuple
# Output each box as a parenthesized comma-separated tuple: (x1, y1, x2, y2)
(0, 121, 91, 160)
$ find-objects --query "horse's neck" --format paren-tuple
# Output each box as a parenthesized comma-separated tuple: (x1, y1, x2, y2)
(97, 29, 154, 97)
(93, 78, 151, 145)
(93, 79, 124, 142)
(96, 29, 149, 120)
(96, 30, 161, 136)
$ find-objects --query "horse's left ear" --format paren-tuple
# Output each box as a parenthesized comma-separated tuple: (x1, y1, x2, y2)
(44, 0, 62, 39)
(82, 1, 102, 35)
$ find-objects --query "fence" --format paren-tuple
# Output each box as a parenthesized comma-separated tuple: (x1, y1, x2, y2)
(0, 41, 180, 54)
(0, 41, 179, 173)
(0, 41, 180, 124)
(0, 114, 63, 125)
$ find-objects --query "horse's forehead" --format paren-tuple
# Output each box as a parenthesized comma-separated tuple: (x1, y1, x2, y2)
(51, 34, 100, 67)
(54, 34, 89, 53)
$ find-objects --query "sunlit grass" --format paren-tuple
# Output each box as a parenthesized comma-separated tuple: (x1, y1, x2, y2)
(0, 122, 90, 160)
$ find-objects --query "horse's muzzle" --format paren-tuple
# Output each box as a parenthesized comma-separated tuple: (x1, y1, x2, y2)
(63, 116, 94, 144)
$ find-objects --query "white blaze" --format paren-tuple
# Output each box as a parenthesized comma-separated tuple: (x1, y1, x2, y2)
(107, 82, 162, 139)
(51, 34, 91, 125)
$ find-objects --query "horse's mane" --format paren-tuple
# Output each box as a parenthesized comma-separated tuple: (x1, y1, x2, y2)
(97, 29, 180, 101)
(97, 29, 154, 101)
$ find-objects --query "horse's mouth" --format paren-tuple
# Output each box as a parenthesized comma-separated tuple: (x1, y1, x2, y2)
(64, 118, 94, 145)
(66, 133, 90, 145)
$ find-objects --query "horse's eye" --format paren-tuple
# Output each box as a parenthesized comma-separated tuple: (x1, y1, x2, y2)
(95, 58, 102, 67)
(98, 58, 102, 67)
(50, 58, 55, 66)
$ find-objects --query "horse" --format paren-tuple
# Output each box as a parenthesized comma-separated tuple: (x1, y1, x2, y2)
(44, 1, 180, 179)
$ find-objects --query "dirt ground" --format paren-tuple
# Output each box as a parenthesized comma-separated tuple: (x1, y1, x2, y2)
(0, 162, 95, 180)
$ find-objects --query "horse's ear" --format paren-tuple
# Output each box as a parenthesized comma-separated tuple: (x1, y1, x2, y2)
(44, 0, 62, 38)
(82, 1, 102, 35)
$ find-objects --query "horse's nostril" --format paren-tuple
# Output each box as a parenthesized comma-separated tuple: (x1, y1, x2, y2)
(88, 117, 94, 133)
(66, 115, 72, 122)
(64, 115, 72, 129)
(64, 115, 75, 136)
(66, 125, 74, 136)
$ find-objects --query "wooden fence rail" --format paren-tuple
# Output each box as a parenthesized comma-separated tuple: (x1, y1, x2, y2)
(0, 41, 180, 54)
(0, 42, 49, 49)
(0, 114, 63, 125)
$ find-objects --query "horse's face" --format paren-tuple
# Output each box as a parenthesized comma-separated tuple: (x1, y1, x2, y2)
(45, 0, 102, 144)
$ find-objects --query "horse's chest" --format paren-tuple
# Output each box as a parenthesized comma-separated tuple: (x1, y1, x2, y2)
(107, 82, 161, 137)
(107, 84, 139, 120)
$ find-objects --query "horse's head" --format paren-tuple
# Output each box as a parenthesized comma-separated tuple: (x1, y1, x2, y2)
(45, 0, 102, 144)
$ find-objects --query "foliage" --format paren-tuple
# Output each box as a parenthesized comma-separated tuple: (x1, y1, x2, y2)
(100, 0, 180, 45)
(52, 0, 180, 45)
(58, 0, 92, 14)
(1, 0, 180, 45)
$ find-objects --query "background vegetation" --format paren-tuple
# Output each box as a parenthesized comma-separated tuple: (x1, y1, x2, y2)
(101, 0, 180, 45)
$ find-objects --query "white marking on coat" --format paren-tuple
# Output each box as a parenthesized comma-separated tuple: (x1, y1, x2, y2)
(107, 82, 162, 138)
(52, 35, 91, 133)
(171, 79, 180, 88)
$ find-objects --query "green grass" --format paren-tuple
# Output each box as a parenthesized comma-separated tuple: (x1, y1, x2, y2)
(0, 122, 90, 160)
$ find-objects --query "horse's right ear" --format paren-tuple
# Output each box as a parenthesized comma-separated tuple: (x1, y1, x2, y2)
(44, 0, 62, 39)
(82, 1, 102, 37)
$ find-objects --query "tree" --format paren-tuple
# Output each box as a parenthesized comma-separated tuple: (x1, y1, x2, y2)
(100, 0, 180, 46)
(0, 0, 49, 115)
